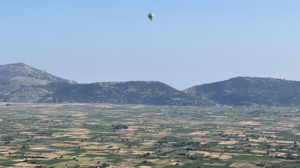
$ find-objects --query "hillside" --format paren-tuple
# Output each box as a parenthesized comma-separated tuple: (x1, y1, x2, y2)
(0, 63, 77, 103)
(2, 63, 300, 106)
(184, 77, 300, 106)
(0, 63, 76, 84)
(39, 81, 200, 105)
(0, 63, 202, 105)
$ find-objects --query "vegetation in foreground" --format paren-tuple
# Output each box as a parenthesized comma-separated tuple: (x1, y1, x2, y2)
(0, 103, 300, 168)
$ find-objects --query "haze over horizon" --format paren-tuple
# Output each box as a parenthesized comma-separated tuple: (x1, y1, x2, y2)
(1, 0, 299, 90)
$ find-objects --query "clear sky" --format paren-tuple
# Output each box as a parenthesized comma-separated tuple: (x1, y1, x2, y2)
(1, 0, 299, 90)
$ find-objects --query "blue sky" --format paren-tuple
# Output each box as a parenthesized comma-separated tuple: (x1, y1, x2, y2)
(1, 0, 300, 90)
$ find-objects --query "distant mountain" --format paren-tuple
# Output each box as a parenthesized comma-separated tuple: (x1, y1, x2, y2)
(0, 63, 202, 105)
(0, 63, 76, 84)
(39, 81, 201, 105)
(2, 63, 300, 106)
(0, 63, 76, 103)
(184, 77, 300, 106)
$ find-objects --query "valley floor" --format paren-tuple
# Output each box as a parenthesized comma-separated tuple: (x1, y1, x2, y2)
(0, 103, 300, 168)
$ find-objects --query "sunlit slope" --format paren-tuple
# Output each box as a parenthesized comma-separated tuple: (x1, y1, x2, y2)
(0, 63, 76, 84)
(0, 63, 76, 103)
(185, 77, 300, 106)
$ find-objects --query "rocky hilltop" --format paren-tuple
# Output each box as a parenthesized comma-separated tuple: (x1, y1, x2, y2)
(0, 63, 76, 103)
(0, 63, 76, 84)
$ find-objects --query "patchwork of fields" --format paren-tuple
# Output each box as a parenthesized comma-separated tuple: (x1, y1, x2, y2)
(0, 103, 300, 168)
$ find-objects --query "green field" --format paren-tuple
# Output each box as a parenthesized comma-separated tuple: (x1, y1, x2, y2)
(0, 103, 299, 168)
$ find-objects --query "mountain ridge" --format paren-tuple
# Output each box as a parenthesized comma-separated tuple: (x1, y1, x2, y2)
(184, 76, 300, 106)
(1, 63, 300, 106)
(0, 63, 204, 105)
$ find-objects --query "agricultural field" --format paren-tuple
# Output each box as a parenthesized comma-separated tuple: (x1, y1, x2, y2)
(0, 103, 300, 168)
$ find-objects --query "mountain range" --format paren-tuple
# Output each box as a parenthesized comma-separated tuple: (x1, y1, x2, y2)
(1, 63, 300, 106)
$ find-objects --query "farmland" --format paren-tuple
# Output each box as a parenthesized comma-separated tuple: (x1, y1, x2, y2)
(0, 103, 300, 168)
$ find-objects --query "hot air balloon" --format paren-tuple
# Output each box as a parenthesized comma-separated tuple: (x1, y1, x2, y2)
(148, 13, 155, 21)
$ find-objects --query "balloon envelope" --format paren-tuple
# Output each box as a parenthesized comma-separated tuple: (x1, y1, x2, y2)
(148, 13, 155, 21)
